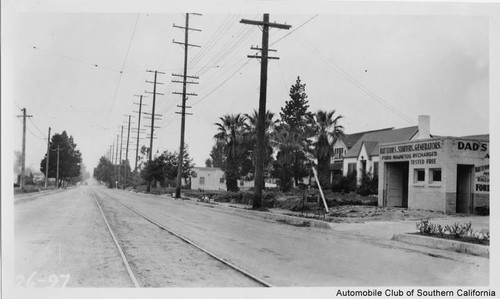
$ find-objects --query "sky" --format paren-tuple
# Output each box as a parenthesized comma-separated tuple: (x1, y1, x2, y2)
(2, 1, 496, 177)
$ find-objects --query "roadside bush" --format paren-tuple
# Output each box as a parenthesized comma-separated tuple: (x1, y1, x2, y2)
(356, 172, 378, 196)
(213, 191, 239, 203)
(415, 220, 488, 245)
(444, 222, 472, 239)
(331, 174, 357, 193)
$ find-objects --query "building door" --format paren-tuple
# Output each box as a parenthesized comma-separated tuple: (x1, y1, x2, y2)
(385, 162, 409, 208)
(456, 164, 474, 214)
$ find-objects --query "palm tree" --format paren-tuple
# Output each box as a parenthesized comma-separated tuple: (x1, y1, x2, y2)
(214, 113, 247, 191)
(307, 109, 344, 187)
(243, 110, 278, 162)
(270, 124, 308, 191)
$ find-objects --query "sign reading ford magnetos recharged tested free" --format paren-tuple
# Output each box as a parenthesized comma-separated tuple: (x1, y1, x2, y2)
(379, 141, 442, 165)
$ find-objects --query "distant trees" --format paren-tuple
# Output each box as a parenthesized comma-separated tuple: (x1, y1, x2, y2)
(40, 131, 82, 186)
(140, 146, 194, 188)
(93, 156, 114, 187)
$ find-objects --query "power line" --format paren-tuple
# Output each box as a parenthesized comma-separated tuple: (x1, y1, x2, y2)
(270, 14, 319, 47)
(295, 34, 416, 126)
(106, 14, 141, 128)
(191, 59, 251, 106)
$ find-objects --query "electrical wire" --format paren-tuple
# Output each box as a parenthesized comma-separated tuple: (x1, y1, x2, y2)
(294, 34, 416, 126)
(106, 14, 141, 128)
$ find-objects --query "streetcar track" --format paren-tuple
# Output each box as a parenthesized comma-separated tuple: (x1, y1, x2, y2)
(93, 189, 273, 287)
(91, 193, 141, 288)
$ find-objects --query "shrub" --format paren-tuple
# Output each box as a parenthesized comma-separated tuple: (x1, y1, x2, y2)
(444, 222, 472, 239)
(356, 172, 378, 196)
(416, 219, 437, 235)
(331, 174, 356, 193)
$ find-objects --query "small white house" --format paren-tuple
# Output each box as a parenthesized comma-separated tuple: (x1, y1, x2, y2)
(190, 167, 277, 191)
(190, 167, 226, 191)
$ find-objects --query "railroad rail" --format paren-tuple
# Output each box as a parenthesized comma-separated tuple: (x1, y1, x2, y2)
(91, 191, 272, 287)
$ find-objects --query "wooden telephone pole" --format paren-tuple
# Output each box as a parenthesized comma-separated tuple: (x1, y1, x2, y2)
(240, 14, 291, 209)
(133, 95, 147, 172)
(145, 70, 165, 192)
(44, 127, 51, 189)
(173, 13, 201, 198)
(17, 108, 32, 190)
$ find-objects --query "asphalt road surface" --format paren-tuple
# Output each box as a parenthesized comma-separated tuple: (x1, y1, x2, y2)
(14, 183, 489, 287)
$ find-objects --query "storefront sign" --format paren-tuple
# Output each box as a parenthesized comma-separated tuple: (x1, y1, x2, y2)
(380, 141, 442, 165)
(475, 164, 489, 193)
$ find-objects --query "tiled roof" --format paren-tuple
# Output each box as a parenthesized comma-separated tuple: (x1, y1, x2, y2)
(345, 126, 419, 158)
(460, 134, 489, 141)
(340, 127, 393, 148)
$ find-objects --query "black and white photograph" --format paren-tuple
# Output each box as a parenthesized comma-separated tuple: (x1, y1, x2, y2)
(2, 0, 499, 298)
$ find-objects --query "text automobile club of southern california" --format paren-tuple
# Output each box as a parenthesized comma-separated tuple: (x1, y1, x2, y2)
(336, 289, 496, 297)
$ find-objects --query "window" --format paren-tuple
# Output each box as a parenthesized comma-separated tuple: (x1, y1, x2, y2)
(334, 148, 344, 159)
(347, 163, 357, 176)
(373, 162, 379, 178)
(199, 177, 205, 185)
(220, 177, 225, 183)
(240, 180, 244, 186)
(430, 169, 442, 183)
(414, 169, 425, 183)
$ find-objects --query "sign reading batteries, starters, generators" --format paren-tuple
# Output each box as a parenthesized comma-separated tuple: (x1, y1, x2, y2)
(379, 141, 442, 165)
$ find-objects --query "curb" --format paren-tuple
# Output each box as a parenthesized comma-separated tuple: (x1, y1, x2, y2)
(175, 195, 333, 230)
(392, 233, 489, 257)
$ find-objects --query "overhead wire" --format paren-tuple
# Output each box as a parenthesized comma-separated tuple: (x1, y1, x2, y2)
(293, 33, 417, 126)
(105, 14, 141, 129)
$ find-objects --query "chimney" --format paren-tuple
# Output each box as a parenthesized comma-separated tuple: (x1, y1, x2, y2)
(417, 115, 431, 139)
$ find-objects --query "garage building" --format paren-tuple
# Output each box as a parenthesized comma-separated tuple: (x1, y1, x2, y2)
(378, 135, 489, 214)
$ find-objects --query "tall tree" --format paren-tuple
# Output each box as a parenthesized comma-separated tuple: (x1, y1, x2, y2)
(209, 140, 225, 168)
(243, 109, 278, 183)
(270, 124, 308, 191)
(93, 156, 114, 187)
(214, 113, 247, 192)
(40, 131, 82, 186)
(279, 76, 312, 185)
(307, 109, 344, 188)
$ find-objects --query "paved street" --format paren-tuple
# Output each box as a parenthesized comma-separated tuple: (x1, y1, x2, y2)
(15, 183, 489, 287)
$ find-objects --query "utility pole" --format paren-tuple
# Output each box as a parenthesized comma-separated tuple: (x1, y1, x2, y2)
(133, 95, 147, 172)
(109, 145, 113, 161)
(17, 108, 32, 190)
(145, 70, 165, 192)
(241, 14, 291, 209)
(119, 125, 124, 187)
(173, 12, 201, 199)
(56, 145, 60, 188)
(111, 141, 115, 164)
(115, 134, 119, 186)
(44, 127, 51, 189)
(125, 115, 132, 164)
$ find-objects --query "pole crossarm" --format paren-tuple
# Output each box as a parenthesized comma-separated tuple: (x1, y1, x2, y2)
(173, 40, 201, 48)
(172, 91, 198, 96)
(172, 80, 199, 84)
(248, 55, 279, 59)
(142, 112, 163, 116)
(173, 24, 202, 31)
(250, 46, 277, 52)
(146, 70, 166, 74)
(144, 91, 165, 96)
(240, 19, 291, 30)
(172, 73, 199, 79)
